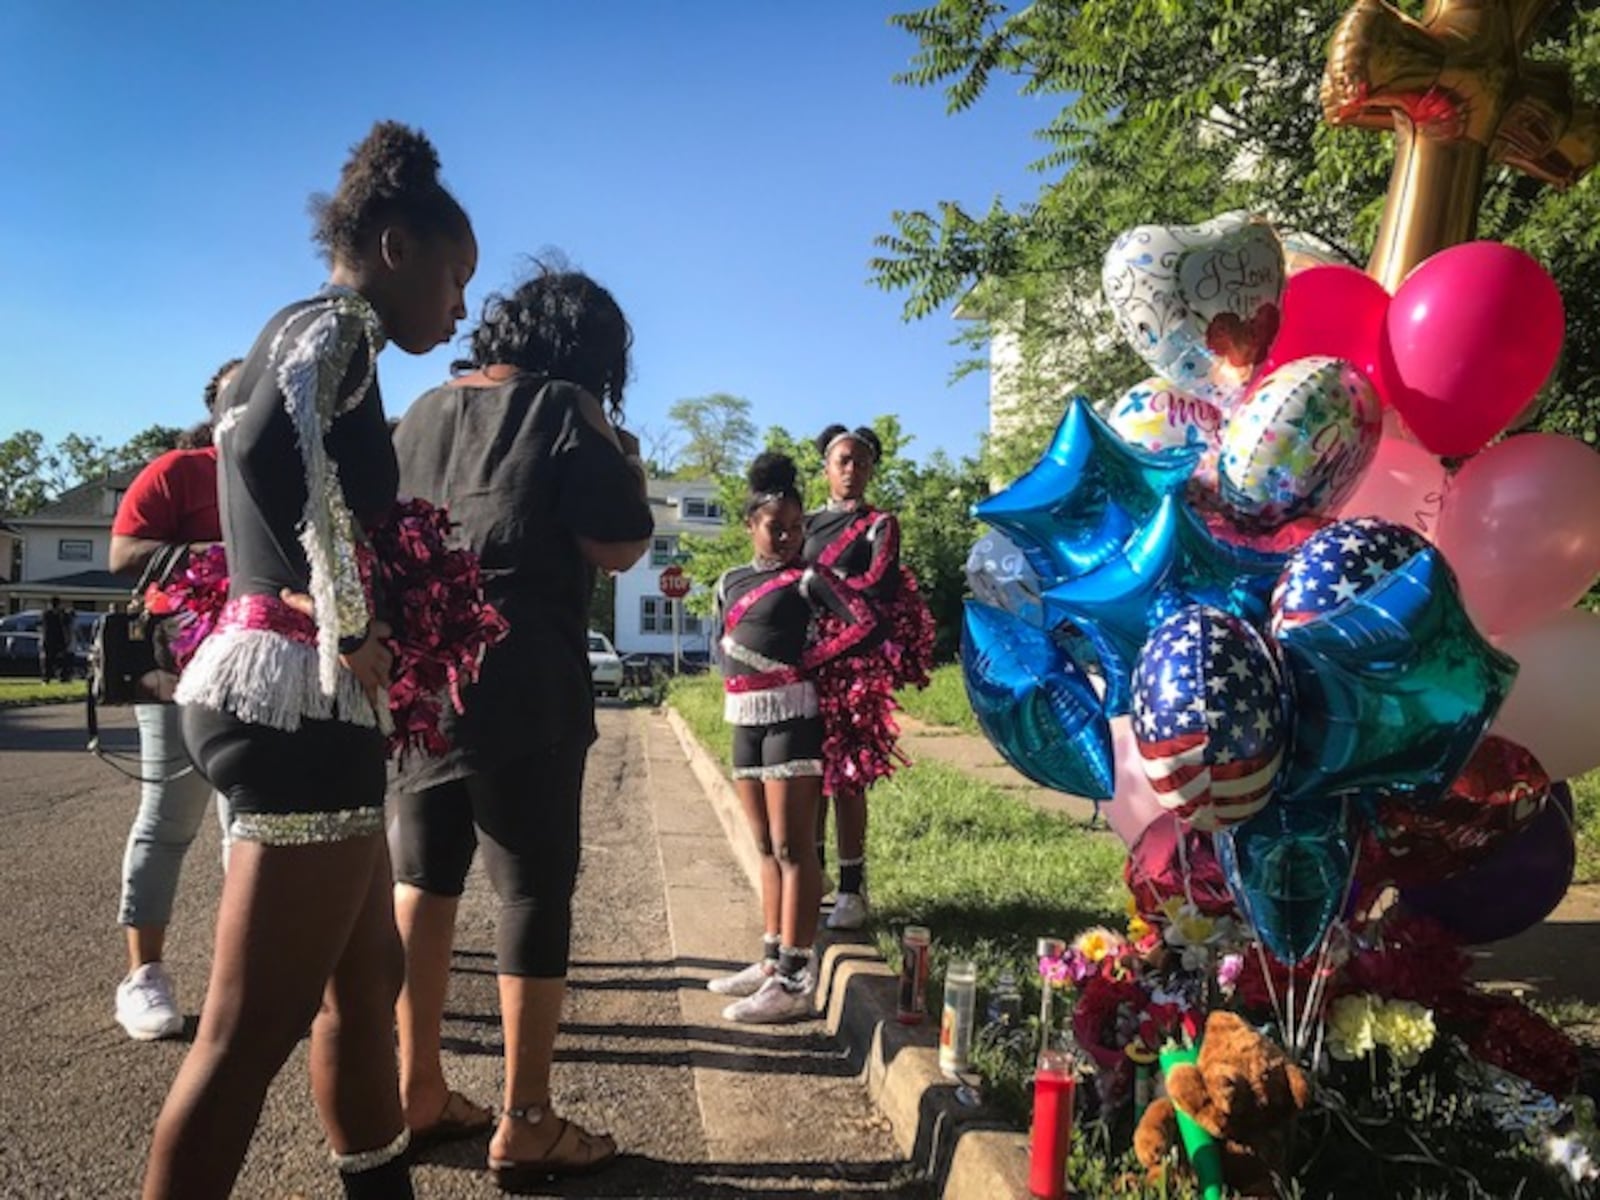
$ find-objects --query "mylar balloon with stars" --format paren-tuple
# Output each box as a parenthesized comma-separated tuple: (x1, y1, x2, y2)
(1272, 520, 1519, 807)
(961, 600, 1116, 801)
(1041, 495, 1288, 715)
(974, 397, 1197, 584)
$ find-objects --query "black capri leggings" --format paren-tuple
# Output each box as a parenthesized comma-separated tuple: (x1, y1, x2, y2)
(390, 741, 588, 978)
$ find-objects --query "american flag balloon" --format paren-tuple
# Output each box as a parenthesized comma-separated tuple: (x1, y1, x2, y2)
(1270, 517, 1430, 635)
(1131, 605, 1287, 832)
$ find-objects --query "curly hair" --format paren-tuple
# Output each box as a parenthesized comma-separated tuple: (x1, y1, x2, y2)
(308, 121, 470, 265)
(744, 452, 801, 519)
(202, 357, 244, 415)
(815, 423, 882, 463)
(453, 262, 633, 419)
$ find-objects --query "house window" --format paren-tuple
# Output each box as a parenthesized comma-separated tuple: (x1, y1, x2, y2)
(640, 597, 703, 636)
(58, 539, 93, 562)
(682, 497, 722, 521)
(650, 535, 678, 567)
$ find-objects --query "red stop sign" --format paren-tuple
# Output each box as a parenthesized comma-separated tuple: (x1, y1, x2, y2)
(659, 565, 691, 599)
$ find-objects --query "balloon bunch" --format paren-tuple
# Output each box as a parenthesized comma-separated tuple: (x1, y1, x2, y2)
(964, 211, 1592, 985)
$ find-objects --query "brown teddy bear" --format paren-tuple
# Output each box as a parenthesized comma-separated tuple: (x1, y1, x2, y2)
(1133, 1011, 1312, 1197)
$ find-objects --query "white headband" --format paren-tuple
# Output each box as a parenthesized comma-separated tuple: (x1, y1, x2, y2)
(824, 431, 875, 463)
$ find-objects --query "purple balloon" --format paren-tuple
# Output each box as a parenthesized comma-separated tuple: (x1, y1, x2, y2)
(1398, 784, 1575, 945)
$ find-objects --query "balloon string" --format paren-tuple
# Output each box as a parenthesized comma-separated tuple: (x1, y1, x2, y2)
(1175, 826, 1198, 911)
(1301, 814, 1366, 1063)
(1254, 938, 1287, 1042)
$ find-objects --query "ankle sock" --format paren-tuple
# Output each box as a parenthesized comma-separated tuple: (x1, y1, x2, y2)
(777, 945, 812, 979)
(333, 1129, 413, 1200)
(761, 934, 781, 963)
(838, 857, 865, 896)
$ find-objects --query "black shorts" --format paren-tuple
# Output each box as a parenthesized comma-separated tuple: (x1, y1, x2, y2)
(180, 705, 387, 845)
(731, 717, 824, 781)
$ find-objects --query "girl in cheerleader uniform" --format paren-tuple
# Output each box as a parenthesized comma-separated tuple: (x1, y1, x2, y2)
(707, 452, 876, 1023)
(803, 425, 934, 931)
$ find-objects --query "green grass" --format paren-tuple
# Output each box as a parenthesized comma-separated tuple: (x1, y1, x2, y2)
(894, 662, 980, 734)
(665, 673, 729, 768)
(0, 679, 85, 708)
(1571, 771, 1600, 886)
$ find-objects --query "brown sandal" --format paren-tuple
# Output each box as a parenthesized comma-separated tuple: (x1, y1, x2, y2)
(409, 1089, 494, 1152)
(489, 1106, 617, 1190)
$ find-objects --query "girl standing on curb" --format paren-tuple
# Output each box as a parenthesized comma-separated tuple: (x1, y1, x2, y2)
(708, 452, 875, 1023)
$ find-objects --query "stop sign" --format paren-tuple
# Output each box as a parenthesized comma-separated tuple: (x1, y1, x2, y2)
(659, 565, 691, 599)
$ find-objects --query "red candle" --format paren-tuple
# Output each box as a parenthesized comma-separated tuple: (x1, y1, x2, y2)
(1028, 1058, 1076, 1199)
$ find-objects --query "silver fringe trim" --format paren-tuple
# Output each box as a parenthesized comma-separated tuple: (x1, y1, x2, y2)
(720, 637, 790, 674)
(723, 681, 817, 725)
(273, 297, 381, 697)
(174, 628, 390, 734)
(233, 805, 386, 846)
(330, 1126, 410, 1173)
(732, 758, 824, 781)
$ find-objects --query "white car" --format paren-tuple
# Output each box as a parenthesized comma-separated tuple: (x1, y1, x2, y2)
(587, 631, 624, 698)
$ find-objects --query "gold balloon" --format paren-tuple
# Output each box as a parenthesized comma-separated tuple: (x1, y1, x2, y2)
(1322, 0, 1598, 291)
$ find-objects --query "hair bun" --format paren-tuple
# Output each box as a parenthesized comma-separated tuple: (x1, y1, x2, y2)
(348, 120, 441, 198)
(852, 426, 883, 461)
(747, 451, 798, 495)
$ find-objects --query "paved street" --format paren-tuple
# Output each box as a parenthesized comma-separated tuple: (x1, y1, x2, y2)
(0, 702, 921, 1199)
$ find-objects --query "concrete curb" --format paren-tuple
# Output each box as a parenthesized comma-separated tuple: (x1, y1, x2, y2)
(663, 704, 1035, 1199)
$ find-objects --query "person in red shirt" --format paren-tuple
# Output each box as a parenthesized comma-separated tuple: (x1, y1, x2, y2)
(106, 357, 238, 1042)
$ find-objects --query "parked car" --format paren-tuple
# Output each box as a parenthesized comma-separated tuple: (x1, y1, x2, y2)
(0, 610, 95, 677)
(587, 631, 624, 698)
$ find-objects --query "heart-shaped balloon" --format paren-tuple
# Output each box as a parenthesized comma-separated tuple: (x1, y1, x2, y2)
(1106, 377, 1224, 488)
(1219, 356, 1381, 528)
(1102, 212, 1286, 408)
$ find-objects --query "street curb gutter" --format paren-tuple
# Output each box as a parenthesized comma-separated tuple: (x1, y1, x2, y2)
(664, 706, 1034, 1199)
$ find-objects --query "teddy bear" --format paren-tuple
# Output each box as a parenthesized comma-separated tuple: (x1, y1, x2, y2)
(1133, 1010, 1312, 1197)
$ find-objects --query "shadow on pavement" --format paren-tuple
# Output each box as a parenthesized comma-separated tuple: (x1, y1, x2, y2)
(489, 1152, 925, 1197)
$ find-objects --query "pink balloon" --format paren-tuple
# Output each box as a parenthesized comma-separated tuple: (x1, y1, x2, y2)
(1434, 433, 1600, 636)
(1491, 609, 1600, 780)
(1335, 436, 1450, 538)
(1102, 715, 1166, 847)
(1379, 242, 1565, 458)
(1261, 265, 1391, 405)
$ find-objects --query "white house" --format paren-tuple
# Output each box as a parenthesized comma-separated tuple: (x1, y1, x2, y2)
(611, 477, 721, 659)
(1, 468, 140, 614)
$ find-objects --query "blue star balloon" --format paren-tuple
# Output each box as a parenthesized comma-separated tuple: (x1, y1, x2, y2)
(974, 397, 1197, 583)
(1218, 798, 1354, 965)
(1275, 547, 1520, 808)
(1041, 496, 1287, 714)
(961, 600, 1115, 801)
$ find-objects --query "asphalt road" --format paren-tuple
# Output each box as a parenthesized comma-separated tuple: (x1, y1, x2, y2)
(0, 702, 921, 1199)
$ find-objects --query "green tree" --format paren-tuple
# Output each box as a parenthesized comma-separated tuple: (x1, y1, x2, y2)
(112, 425, 187, 470)
(872, 0, 1600, 477)
(667, 393, 759, 481)
(0, 431, 51, 516)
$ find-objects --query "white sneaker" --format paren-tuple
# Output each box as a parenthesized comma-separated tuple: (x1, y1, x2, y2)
(707, 960, 773, 997)
(827, 891, 869, 931)
(115, 963, 184, 1041)
(722, 971, 816, 1024)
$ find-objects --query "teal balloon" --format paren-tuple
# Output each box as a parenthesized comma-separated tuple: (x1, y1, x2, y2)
(1276, 547, 1519, 807)
(961, 600, 1115, 801)
(1041, 496, 1286, 714)
(974, 397, 1197, 583)
(1218, 800, 1353, 964)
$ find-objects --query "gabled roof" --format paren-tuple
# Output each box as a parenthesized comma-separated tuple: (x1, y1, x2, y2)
(10, 466, 144, 524)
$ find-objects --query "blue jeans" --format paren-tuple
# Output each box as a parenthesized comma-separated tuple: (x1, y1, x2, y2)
(117, 704, 231, 928)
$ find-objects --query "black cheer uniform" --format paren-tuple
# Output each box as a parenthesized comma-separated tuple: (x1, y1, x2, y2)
(175, 286, 397, 845)
(715, 560, 875, 780)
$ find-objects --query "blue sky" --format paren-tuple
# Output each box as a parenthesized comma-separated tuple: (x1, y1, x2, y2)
(0, 3, 1050, 467)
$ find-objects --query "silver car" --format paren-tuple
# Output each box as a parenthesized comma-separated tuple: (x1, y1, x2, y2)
(587, 631, 623, 698)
